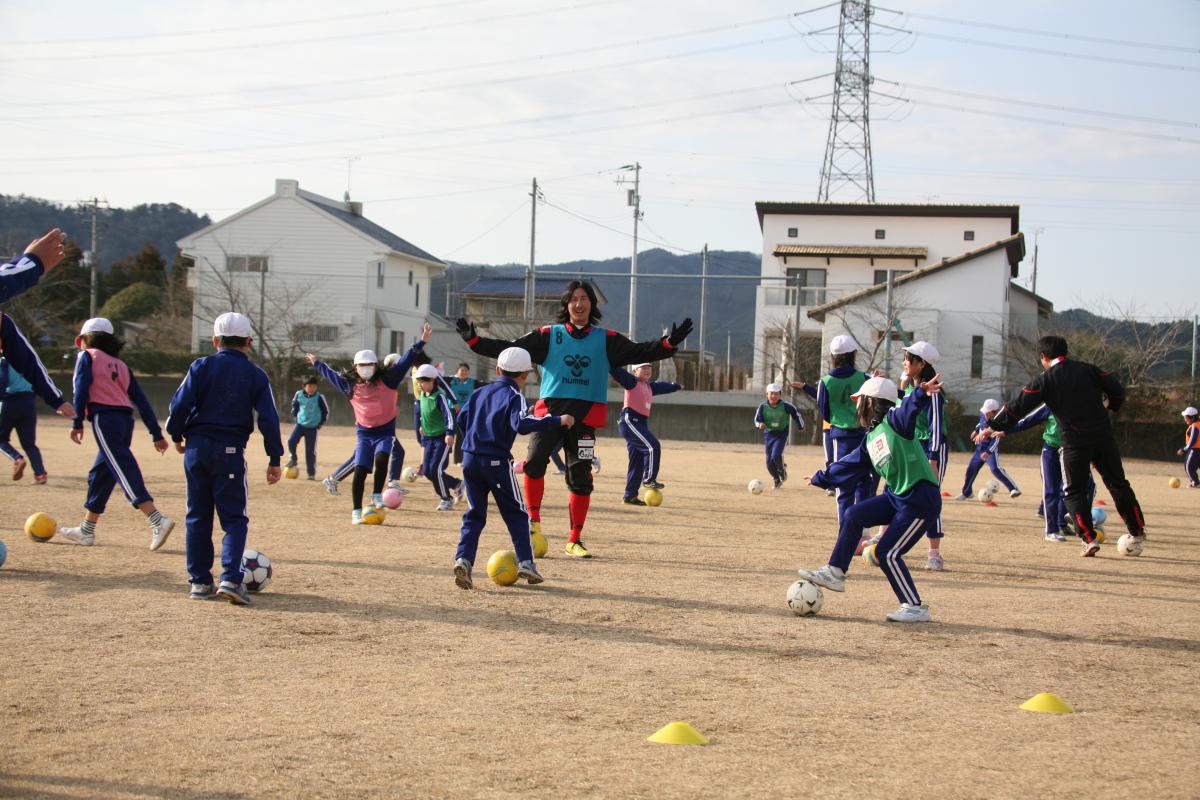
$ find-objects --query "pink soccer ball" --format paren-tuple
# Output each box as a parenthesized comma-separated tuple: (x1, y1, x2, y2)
(514, 460, 525, 474)
(382, 488, 404, 509)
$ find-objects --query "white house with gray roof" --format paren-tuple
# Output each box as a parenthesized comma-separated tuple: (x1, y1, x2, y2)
(178, 178, 445, 359)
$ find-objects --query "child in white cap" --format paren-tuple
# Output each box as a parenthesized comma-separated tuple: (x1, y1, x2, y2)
(1179, 406, 1200, 488)
(414, 361, 463, 511)
(952, 397, 1020, 501)
(755, 382, 806, 489)
(611, 362, 681, 504)
(307, 323, 431, 523)
(58, 318, 174, 550)
(899, 341, 949, 570)
(798, 372, 945, 623)
(452, 346, 573, 588)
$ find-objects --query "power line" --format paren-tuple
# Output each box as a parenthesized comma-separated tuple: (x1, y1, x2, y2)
(440, 198, 530, 258)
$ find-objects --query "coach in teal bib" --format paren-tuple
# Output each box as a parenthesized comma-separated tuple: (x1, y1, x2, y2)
(541, 324, 608, 403)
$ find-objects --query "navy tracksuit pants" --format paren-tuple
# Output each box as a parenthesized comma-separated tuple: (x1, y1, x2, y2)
(0, 393, 44, 475)
(1186, 449, 1200, 487)
(619, 409, 660, 499)
(830, 483, 940, 607)
(961, 451, 1019, 496)
(924, 439, 948, 540)
(764, 431, 788, 480)
(85, 410, 153, 513)
(456, 453, 533, 565)
(422, 435, 461, 500)
(830, 430, 879, 525)
(333, 437, 404, 482)
(287, 424, 319, 477)
(183, 435, 250, 587)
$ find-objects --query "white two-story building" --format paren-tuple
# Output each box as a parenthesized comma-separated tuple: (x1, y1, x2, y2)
(178, 179, 446, 357)
(752, 202, 1050, 405)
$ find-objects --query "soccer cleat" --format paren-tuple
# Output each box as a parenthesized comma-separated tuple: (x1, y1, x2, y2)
(58, 526, 96, 546)
(149, 516, 175, 551)
(564, 541, 592, 558)
(796, 565, 845, 592)
(436, 499, 454, 512)
(623, 497, 647, 506)
(453, 558, 473, 590)
(216, 580, 252, 606)
(12, 457, 26, 481)
(33, 473, 47, 485)
(285, 456, 298, 469)
(1044, 531, 1067, 542)
(454, 482, 465, 506)
(1010, 489, 1022, 499)
(351, 509, 364, 525)
(189, 583, 214, 600)
(886, 603, 931, 623)
(925, 553, 945, 571)
(517, 560, 544, 584)
(642, 480, 665, 490)
(323, 476, 341, 496)
(1081, 538, 1101, 557)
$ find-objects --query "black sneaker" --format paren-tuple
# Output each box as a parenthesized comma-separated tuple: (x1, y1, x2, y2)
(285, 456, 297, 469)
(642, 480, 665, 490)
(773, 478, 783, 490)
(623, 497, 647, 506)
(780, 465, 789, 482)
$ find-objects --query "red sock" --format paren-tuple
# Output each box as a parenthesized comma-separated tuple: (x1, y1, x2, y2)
(568, 493, 590, 542)
(525, 476, 544, 522)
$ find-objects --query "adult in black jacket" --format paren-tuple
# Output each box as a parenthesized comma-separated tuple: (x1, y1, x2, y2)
(983, 335, 1145, 557)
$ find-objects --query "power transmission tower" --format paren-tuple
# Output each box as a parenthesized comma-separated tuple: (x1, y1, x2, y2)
(818, 0, 875, 203)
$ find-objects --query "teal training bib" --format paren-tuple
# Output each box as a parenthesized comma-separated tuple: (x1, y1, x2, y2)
(295, 392, 323, 428)
(541, 325, 609, 403)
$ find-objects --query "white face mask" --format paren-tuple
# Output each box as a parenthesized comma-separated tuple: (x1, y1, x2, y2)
(356, 365, 376, 380)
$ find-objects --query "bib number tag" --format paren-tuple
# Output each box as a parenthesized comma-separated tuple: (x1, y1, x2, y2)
(867, 434, 892, 469)
(576, 435, 595, 462)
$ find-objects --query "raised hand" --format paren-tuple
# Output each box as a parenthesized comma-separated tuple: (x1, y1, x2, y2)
(421, 322, 432, 343)
(666, 317, 693, 346)
(25, 228, 67, 272)
(919, 373, 943, 394)
(455, 318, 477, 342)
(304, 352, 317, 365)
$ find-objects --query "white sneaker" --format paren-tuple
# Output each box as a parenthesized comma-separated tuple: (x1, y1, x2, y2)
(351, 510, 364, 525)
(1010, 489, 1022, 499)
(453, 482, 465, 506)
(453, 558, 473, 590)
(58, 526, 95, 546)
(436, 499, 454, 512)
(149, 516, 175, 551)
(386, 480, 410, 494)
(886, 603, 931, 623)
(796, 564, 846, 592)
(323, 477, 341, 497)
(1045, 531, 1066, 542)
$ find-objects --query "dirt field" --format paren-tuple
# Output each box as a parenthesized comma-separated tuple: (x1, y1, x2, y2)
(2, 417, 1198, 799)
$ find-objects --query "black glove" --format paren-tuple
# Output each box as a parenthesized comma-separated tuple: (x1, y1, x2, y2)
(455, 318, 477, 342)
(666, 318, 693, 347)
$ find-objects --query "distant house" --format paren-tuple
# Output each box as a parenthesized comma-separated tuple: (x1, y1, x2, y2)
(177, 179, 445, 358)
(460, 275, 608, 340)
(753, 202, 1051, 404)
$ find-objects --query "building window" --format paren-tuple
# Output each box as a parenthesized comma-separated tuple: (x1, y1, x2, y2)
(293, 323, 339, 343)
(786, 268, 826, 306)
(226, 255, 269, 273)
(376, 262, 385, 289)
(415, 282, 421, 309)
(389, 330, 405, 353)
(971, 335, 984, 379)
(874, 229, 886, 240)
(964, 230, 975, 241)
(408, 270, 413, 286)
(787, 227, 798, 238)
(873, 269, 912, 285)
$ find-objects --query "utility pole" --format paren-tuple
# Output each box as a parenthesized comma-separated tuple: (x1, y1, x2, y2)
(618, 163, 642, 338)
(258, 265, 266, 345)
(1031, 227, 1044, 297)
(726, 331, 732, 391)
(1192, 314, 1198, 381)
(883, 268, 894, 375)
(818, 0, 875, 202)
(525, 178, 538, 326)
(86, 198, 101, 317)
(698, 244, 708, 388)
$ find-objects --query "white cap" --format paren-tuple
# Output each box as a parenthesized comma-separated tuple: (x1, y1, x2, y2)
(766, 383, 783, 393)
(1183, 406, 1199, 418)
(830, 334, 859, 355)
(383, 353, 400, 368)
(414, 363, 440, 379)
(980, 399, 1001, 413)
(497, 347, 533, 373)
(903, 341, 940, 365)
(629, 362, 651, 371)
(353, 349, 378, 365)
(213, 312, 253, 338)
(851, 376, 898, 401)
(79, 317, 113, 335)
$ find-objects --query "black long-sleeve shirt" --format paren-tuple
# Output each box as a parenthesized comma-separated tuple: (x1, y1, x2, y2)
(989, 357, 1125, 445)
(465, 322, 676, 428)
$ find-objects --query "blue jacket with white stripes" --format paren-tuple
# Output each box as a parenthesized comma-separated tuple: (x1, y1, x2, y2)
(609, 367, 681, 403)
(456, 375, 561, 460)
(413, 390, 456, 436)
(0, 313, 65, 409)
(0, 254, 45, 304)
(972, 414, 1002, 457)
(71, 350, 162, 439)
(165, 348, 284, 465)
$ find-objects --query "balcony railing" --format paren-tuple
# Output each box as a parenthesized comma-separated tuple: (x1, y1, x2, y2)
(762, 285, 865, 307)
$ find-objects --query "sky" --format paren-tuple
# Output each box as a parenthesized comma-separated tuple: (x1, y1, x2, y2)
(1, 0, 1197, 319)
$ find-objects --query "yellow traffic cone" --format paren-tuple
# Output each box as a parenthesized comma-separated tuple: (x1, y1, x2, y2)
(1019, 693, 1074, 714)
(647, 721, 710, 745)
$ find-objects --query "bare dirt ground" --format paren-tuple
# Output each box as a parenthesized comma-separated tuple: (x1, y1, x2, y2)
(2, 417, 1198, 799)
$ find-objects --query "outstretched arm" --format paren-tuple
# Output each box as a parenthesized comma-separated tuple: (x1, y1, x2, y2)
(649, 380, 681, 396)
(1006, 403, 1051, 435)
(457, 318, 550, 363)
(810, 441, 874, 490)
(0, 229, 66, 303)
(887, 382, 937, 440)
(0, 314, 66, 411)
(606, 318, 693, 366)
(990, 372, 1046, 431)
(311, 360, 353, 397)
(609, 367, 637, 390)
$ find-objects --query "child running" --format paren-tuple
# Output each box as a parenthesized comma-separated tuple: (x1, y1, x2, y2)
(1179, 406, 1200, 488)
(166, 312, 283, 604)
(0, 355, 53, 483)
(952, 399, 1020, 501)
(798, 374, 944, 623)
(59, 318, 175, 550)
(322, 352, 410, 497)
(612, 363, 680, 505)
(452, 347, 573, 589)
(414, 362, 463, 511)
(898, 342, 948, 570)
(309, 323, 430, 523)
(286, 375, 328, 480)
(755, 383, 806, 489)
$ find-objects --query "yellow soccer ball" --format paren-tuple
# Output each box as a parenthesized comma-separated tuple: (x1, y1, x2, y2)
(1168, 477, 1181, 489)
(26, 512, 56, 543)
(284, 466, 299, 480)
(643, 488, 663, 507)
(862, 544, 880, 567)
(530, 530, 548, 559)
(1094, 529, 1106, 543)
(487, 549, 519, 586)
(361, 508, 385, 525)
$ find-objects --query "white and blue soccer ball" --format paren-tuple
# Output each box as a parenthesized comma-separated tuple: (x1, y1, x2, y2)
(786, 580, 824, 616)
(242, 549, 273, 592)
